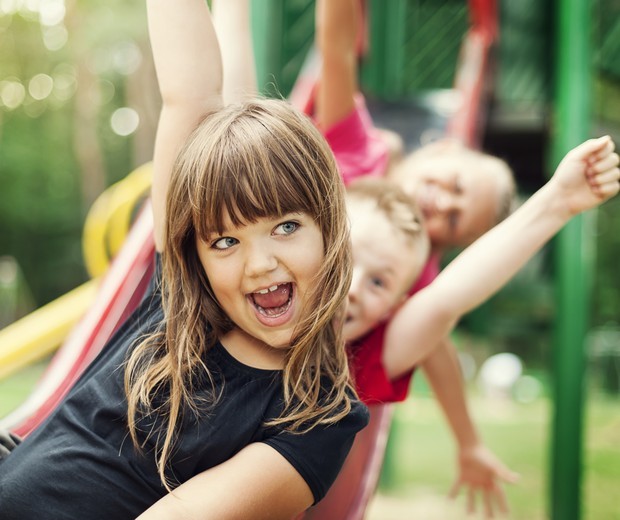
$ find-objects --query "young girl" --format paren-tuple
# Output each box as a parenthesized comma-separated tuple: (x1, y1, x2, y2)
(0, 0, 368, 518)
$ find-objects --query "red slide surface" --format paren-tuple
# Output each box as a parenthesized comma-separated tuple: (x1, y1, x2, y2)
(2, 205, 155, 436)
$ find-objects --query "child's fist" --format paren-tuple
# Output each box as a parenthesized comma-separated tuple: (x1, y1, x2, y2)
(552, 136, 620, 215)
(585, 136, 620, 198)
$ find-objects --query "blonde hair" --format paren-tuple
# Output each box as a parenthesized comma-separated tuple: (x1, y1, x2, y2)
(347, 178, 430, 290)
(348, 177, 428, 247)
(125, 98, 354, 490)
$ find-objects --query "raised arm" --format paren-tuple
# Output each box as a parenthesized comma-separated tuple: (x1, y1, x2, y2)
(137, 443, 313, 519)
(148, 0, 224, 250)
(384, 136, 620, 377)
(212, 0, 257, 104)
(315, 0, 359, 130)
(421, 338, 518, 517)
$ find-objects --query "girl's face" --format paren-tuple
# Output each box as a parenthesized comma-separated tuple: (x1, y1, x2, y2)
(196, 211, 324, 351)
(398, 156, 500, 249)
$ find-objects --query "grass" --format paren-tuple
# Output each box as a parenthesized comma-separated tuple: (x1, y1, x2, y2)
(0, 358, 49, 418)
(367, 387, 620, 520)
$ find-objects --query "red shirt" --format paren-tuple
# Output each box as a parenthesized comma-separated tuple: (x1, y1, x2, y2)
(348, 255, 440, 404)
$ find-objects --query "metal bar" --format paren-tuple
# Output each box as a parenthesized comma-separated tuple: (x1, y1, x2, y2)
(550, 0, 593, 517)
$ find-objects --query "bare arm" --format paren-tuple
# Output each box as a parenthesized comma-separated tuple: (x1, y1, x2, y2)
(421, 337, 518, 517)
(148, 0, 224, 251)
(212, 0, 257, 104)
(137, 443, 313, 519)
(315, 0, 359, 130)
(384, 136, 620, 377)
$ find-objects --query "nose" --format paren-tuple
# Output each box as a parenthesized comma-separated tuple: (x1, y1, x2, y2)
(244, 241, 278, 278)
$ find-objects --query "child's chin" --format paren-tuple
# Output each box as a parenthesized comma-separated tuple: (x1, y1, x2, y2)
(343, 323, 368, 343)
(261, 329, 294, 350)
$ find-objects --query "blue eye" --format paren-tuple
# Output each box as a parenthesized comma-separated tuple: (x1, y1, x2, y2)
(371, 277, 385, 288)
(212, 237, 238, 250)
(275, 221, 299, 235)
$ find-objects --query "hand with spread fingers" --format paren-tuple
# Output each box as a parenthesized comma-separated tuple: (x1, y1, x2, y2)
(449, 443, 520, 519)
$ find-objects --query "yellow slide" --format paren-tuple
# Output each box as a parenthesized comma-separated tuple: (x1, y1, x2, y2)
(0, 280, 99, 380)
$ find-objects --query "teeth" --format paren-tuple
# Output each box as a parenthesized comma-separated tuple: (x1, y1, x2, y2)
(254, 284, 282, 295)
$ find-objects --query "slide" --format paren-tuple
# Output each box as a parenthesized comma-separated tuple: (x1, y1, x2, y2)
(1, 204, 154, 436)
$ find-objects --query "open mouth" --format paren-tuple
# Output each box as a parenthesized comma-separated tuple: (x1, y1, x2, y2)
(249, 283, 293, 319)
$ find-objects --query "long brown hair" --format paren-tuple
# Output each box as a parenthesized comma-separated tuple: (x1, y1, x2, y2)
(125, 98, 354, 490)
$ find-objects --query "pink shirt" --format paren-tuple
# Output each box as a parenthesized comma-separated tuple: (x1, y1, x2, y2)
(323, 95, 390, 186)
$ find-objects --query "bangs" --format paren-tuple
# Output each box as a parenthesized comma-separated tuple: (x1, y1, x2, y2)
(181, 100, 336, 241)
(196, 156, 319, 239)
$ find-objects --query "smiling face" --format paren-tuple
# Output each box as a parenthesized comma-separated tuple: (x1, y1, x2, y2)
(394, 150, 514, 250)
(344, 195, 429, 342)
(165, 99, 351, 375)
(196, 211, 324, 351)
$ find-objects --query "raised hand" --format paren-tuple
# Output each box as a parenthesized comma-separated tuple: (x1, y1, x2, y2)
(448, 443, 519, 519)
(550, 136, 620, 216)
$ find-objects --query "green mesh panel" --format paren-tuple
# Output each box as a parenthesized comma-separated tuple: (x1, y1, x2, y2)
(252, 0, 314, 97)
(495, 0, 551, 106)
(595, 0, 620, 79)
(253, 0, 468, 101)
(361, 0, 468, 98)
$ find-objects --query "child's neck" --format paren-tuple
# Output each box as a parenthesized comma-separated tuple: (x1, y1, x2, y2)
(220, 328, 287, 370)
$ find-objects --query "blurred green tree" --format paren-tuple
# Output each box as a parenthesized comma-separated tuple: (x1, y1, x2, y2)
(0, 0, 156, 306)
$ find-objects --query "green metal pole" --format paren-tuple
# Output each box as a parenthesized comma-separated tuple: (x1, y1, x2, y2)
(383, 0, 407, 99)
(550, 0, 593, 518)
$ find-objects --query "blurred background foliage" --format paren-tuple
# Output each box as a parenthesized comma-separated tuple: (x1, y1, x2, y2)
(0, 0, 154, 314)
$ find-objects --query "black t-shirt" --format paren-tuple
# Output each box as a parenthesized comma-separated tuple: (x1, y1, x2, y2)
(0, 257, 368, 519)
